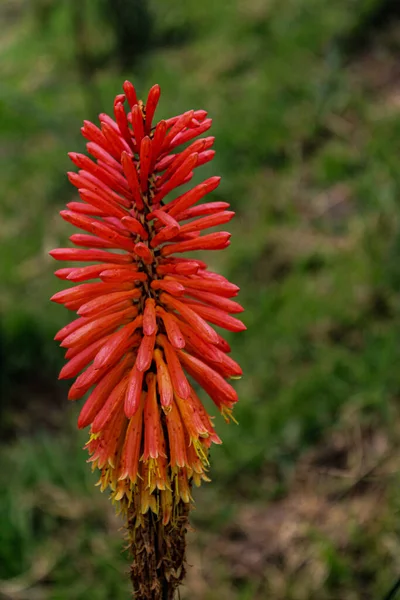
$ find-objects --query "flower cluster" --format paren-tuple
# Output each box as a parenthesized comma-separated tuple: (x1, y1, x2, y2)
(51, 81, 244, 527)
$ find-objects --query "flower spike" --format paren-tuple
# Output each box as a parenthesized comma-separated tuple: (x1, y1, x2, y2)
(51, 81, 244, 599)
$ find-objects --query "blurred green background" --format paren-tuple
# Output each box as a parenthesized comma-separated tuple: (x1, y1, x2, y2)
(2, 0, 400, 598)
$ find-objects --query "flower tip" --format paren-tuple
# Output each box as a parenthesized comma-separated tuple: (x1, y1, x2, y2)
(206, 176, 221, 192)
(50, 291, 62, 303)
(124, 404, 135, 419)
(117, 470, 128, 482)
(67, 388, 79, 401)
(210, 432, 223, 445)
(150, 83, 161, 96)
(77, 414, 89, 429)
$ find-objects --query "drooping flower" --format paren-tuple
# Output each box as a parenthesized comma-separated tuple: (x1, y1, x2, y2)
(50, 81, 244, 599)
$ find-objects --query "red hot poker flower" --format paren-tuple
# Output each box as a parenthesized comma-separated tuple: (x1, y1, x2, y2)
(50, 81, 244, 599)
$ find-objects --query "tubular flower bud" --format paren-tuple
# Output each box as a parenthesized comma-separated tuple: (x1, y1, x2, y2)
(51, 81, 244, 599)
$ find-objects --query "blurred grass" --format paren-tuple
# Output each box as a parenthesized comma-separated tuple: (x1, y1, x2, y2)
(0, 428, 131, 599)
(2, 0, 400, 598)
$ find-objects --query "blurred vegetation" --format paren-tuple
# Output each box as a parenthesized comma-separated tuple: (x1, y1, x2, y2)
(2, 0, 400, 598)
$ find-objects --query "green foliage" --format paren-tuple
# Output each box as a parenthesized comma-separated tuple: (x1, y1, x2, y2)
(0, 427, 130, 599)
